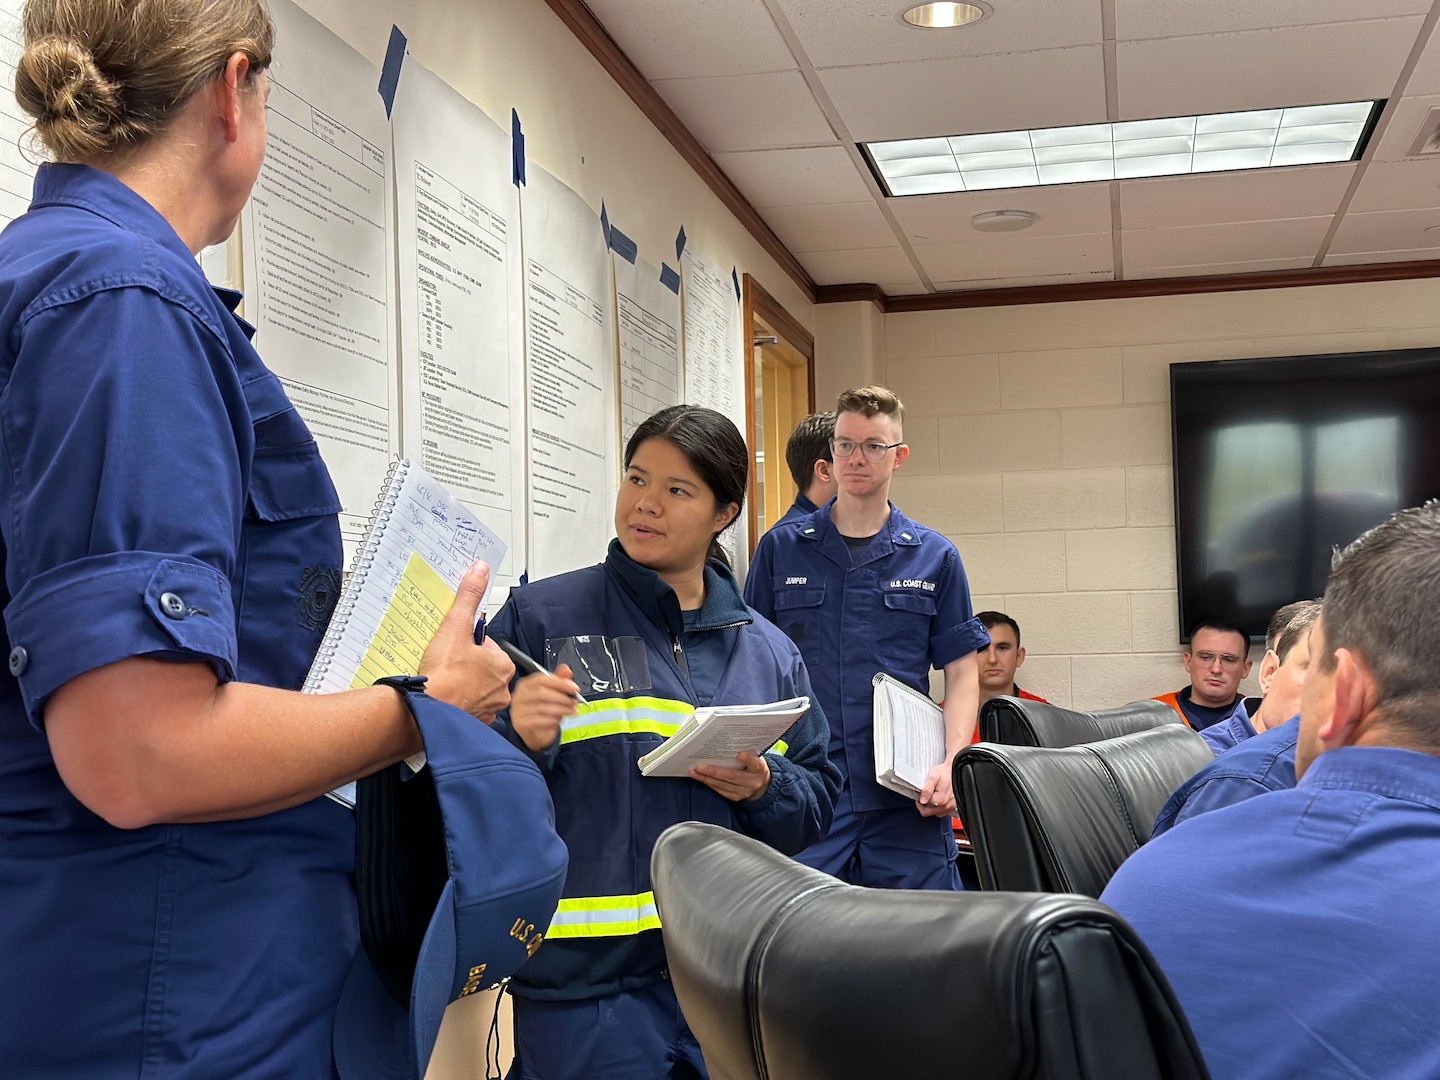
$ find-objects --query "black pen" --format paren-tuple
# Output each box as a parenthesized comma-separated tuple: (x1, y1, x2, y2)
(494, 638, 588, 705)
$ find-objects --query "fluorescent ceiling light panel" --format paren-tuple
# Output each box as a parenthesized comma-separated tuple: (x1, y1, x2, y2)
(864, 101, 1379, 196)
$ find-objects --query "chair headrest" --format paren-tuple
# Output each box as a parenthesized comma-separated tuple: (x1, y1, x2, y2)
(651, 821, 1209, 1080)
(955, 726, 1214, 897)
(981, 696, 1182, 747)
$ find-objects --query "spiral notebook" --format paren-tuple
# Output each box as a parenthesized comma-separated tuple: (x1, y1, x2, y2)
(305, 460, 506, 806)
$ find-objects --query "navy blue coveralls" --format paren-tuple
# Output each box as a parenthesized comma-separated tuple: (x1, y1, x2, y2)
(488, 542, 839, 1080)
(745, 501, 988, 890)
(0, 165, 357, 1074)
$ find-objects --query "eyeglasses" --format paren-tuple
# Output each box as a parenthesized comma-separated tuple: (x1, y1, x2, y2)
(831, 438, 903, 462)
(1193, 651, 1244, 669)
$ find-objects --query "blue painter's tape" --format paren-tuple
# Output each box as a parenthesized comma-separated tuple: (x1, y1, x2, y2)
(378, 25, 407, 118)
(512, 110, 526, 187)
(732, 267, 741, 302)
(675, 226, 687, 261)
(659, 263, 680, 294)
(609, 226, 638, 264)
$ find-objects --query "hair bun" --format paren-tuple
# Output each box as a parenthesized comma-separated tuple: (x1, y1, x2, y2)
(15, 34, 129, 160)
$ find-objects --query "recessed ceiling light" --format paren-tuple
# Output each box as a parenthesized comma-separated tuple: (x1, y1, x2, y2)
(972, 210, 1038, 232)
(862, 100, 1381, 196)
(901, 2, 990, 29)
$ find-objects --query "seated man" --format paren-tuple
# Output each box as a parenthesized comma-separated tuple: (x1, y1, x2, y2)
(1151, 602, 1321, 837)
(1153, 617, 1251, 730)
(1200, 599, 1320, 755)
(1104, 502, 1440, 1080)
(773, 411, 836, 528)
(975, 611, 1047, 708)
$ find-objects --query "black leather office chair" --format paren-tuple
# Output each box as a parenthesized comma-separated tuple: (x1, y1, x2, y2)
(955, 725, 1213, 896)
(980, 695, 1182, 747)
(652, 821, 1210, 1080)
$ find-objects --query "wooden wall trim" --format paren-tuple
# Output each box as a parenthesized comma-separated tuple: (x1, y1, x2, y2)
(815, 260, 1440, 313)
(813, 283, 886, 308)
(544, 0, 817, 303)
(746, 273, 815, 364)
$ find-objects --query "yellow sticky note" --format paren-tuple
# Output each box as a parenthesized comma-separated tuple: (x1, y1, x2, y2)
(350, 552, 455, 690)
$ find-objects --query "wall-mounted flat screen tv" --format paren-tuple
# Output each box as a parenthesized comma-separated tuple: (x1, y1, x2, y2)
(1171, 349, 1440, 641)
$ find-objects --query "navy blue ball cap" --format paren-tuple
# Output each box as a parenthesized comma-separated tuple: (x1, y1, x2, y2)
(334, 677, 568, 1079)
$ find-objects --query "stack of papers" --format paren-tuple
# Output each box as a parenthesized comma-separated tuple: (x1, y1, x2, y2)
(872, 673, 946, 799)
(638, 697, 810, 777)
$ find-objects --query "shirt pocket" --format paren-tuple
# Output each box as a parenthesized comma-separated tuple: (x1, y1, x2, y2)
(247, 407, 343, 522)
(771, 583, 826, 651)
(879, 588, 936, 670)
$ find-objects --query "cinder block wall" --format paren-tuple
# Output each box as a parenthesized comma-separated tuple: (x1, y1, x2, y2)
(877, 279, 1440, 709)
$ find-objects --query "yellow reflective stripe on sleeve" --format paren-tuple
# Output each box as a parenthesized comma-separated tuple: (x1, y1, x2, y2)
(558, 696, 694, 745)
(769, 739, 789, 757)
(546, 892, 662, 938)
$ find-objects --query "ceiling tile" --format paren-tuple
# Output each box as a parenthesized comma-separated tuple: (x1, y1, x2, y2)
(1323, 247, 1440, 264)
(798, 245, 920, 285)
(1119, 165, 1355, 228)
(652, 70, 834, 153)
(1114, 1, 1430, 41)
(891, 184, 1114, 245)
(1329, 207, 1440, 253)
(1123, 216, 1332, 267)
(1402, 24, 1440, 95)
(1347, 159, 1440, 212)
(760, 201, 896, 252)
(584, 0, 796, 79)
(933, 270, 1116, 290)
(820, 46, 1108, 144)
(775, 0, 1101, 67)
(1368, 94, 1440, 161)
(913, 232, 1114, 281)
(1127, 257, 1315, 278)
(713, 146, 874, 207)
(1115, 19, 1423, 121)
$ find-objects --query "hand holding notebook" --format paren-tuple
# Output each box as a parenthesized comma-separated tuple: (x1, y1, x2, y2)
(872, 672, 947, 800)
(637, 697, 810, 778)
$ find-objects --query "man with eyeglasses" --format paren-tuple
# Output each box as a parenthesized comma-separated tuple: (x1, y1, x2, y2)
(746, 385, 989, 891)
(1153, 617, 1253, 731)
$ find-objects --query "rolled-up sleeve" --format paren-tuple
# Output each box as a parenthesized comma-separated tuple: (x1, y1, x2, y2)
(929, 546, 989, 668)
(1, 285, 248, 727)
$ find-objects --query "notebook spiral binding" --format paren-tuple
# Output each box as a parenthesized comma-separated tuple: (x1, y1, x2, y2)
(302, 458, 410, 693)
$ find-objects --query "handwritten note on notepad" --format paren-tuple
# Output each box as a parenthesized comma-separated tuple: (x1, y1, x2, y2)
(304, 459, 506, 697)
(303, 461, 506, 808)
(349, 552, 454, 689)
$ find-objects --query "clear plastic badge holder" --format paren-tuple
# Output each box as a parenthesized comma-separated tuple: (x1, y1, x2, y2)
(546, 635, 651, 696)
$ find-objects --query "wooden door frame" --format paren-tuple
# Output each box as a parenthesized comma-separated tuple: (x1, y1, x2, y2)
(742, 274, 815, 554)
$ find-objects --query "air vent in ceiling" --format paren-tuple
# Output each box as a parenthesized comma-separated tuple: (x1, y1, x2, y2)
(1406, 106, 1440, 156)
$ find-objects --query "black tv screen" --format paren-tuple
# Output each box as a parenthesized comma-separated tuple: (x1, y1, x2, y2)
(1171, 349, 1440, 641)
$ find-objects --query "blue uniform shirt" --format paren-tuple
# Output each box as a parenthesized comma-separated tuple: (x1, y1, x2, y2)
(773, 492, 820, 528)
(745, 501, 988, 812)
(0, 165, 352, 1076)
(1150, 715, 1298, 838)
(1198, 695, 1259, 755)
(1104, 746, 1440, 1080)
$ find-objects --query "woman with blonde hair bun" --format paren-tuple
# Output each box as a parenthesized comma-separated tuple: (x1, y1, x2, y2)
(0, 2, 514, 1074)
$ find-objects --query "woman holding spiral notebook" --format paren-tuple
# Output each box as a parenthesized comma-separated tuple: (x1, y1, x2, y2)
(0, 2, 514, 1075)
(487, 405, 841, 1080)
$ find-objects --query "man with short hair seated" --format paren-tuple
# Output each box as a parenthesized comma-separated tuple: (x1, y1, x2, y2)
(1150, 601, 1320, 838)
(975, 611, 1046, 708)
(1103, 502, 1440, 1080)
(1153, 617, 1251, 730)
(1199, 599, 1320, 756)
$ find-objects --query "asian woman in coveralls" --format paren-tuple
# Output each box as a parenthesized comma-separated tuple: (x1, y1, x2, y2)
(0, 2, 513, 1074)
(487, 406, 841, 1080)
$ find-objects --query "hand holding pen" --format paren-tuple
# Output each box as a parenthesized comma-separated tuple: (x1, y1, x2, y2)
(416, 561, 514, 723)
(495, 638, 588, 752)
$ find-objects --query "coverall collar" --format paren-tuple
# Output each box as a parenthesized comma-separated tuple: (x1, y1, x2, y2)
(604, 539, 752, 637)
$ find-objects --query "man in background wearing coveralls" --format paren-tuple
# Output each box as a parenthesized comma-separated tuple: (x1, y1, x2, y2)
(746, 386, 988, 889)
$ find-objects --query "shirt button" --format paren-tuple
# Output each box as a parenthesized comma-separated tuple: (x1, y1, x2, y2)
(8, 646, 27, 676)
(159, 592, 187, 619)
